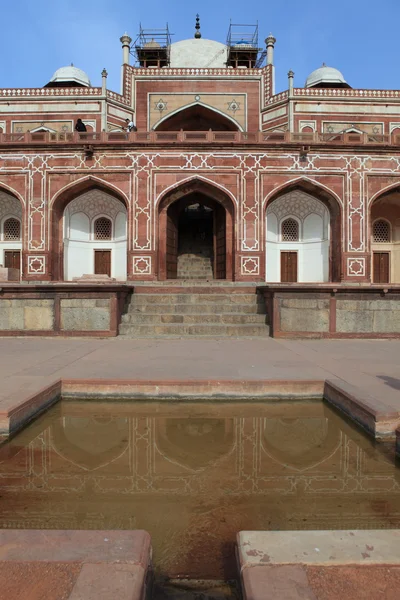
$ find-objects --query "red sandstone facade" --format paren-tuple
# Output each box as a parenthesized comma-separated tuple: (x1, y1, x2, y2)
(0, 28, 400, 285)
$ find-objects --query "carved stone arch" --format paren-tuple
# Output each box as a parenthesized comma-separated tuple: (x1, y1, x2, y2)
(157, 178, 236, 280)
(153, 102, 241, 132)
(265, 179, 343, 282)
(51, 178, 128, 281)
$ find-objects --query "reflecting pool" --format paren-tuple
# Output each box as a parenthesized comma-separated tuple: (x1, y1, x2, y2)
(0, 400, 399, 579)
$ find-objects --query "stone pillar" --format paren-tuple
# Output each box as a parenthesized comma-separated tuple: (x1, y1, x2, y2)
(265, 34, 276, 66)
(288, 70, 294, 133)
(101, 68, 108, 132)
(120, 34, 132, 95)
(120, 33, 132, 65)
(265, 35, 276, 97)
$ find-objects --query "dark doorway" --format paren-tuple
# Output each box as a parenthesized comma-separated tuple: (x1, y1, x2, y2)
(94, 250, 111, 277)
(281, 251, 298, 283)
(4, 250, 20, 271)
(373, 252, 389, 283)
(177, 204, 214, 279)
(165, 194, 227, 280)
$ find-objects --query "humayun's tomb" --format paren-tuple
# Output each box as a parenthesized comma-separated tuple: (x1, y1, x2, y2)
(0, 17, 400, 338)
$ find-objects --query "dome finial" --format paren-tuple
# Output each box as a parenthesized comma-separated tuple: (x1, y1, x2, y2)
(194, 14, 201, 39)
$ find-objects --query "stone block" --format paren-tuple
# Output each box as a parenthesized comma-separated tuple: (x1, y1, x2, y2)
(373, 310, 400, 333)
(61, 299, 97, 308)
(95, 299, 110, 308)
(281, 298, 319, 309)
(280, 307, 329, 332)
(8, 307, 25, 330)
(336, 301, 374, 333)
(61, 307, 110, 331)
(24, 306, 54, 330)
(0, 308, 12, 330)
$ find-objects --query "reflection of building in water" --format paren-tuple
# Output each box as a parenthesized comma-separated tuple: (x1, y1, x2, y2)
(0, 402, 399, 578)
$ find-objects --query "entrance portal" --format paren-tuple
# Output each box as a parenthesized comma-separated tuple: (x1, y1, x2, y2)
(165, 193, 226, 280)
(159, 182, 234, 280)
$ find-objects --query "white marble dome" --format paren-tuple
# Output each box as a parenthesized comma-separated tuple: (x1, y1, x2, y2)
(48, 65, 91, 87)
(305, 65, 349, 88)
(169, 38, 228, 68)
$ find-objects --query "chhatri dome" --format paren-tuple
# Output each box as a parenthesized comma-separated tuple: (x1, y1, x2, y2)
(305, 64, 350, 89)
(45, 65, 91, 88)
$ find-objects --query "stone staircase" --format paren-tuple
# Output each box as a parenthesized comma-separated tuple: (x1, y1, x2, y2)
(177, 253, 213, 279)
(119, 285, 269, 338)
(177, 234, 214, 280)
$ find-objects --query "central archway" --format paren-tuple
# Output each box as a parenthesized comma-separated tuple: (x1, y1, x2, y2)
(157, 180, 235, 280)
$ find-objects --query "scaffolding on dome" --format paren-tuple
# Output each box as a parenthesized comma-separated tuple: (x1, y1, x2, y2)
(226, 21, 266, 68)
(133, 24, 173, 68)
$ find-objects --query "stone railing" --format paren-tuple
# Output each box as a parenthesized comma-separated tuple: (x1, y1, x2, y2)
(0, 130, 399, 146)
(130, 66, 264, 77)
(293, 87, 400, 99)
(0, 87, 103, 98)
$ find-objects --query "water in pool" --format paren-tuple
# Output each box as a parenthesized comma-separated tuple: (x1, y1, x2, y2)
(0, 399, 399, 581)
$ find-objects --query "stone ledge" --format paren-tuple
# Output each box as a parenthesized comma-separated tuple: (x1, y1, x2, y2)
(0, 530, 152, 600)
(324, 379, 400, 439)
(237, 530, 400, 600)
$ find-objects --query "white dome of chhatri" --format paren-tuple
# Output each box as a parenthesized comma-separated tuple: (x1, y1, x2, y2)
(48, 65, 91, 87)
(305, 64, 350, 89)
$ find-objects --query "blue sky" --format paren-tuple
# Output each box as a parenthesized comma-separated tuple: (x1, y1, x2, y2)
(0, 0, 397, 94)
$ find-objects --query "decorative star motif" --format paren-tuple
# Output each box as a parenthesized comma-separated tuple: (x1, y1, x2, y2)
(154, 99, 167, 113)
(227, 99, 240, 113)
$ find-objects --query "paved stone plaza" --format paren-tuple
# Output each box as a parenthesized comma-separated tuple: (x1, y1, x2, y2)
(0, 337, 399, 413)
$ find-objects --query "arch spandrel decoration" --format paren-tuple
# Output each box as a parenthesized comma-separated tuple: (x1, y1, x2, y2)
(0, 190, 22, 220)
(267, 190, 327, 222)
(65, 189, 126, 221)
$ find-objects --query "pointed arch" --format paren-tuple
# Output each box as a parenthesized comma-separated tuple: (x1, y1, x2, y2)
(263, 177, 343, 211)
(153, 102, 242, 132)
(264, 178, 343, 282)
(0, 182, 26, 208)
(368, 181, 400, 208)
(155, 175, 238, 211)
(50, 175, 129, 210)
(50, 177, 128, 281)
(157, 177, 236, 280)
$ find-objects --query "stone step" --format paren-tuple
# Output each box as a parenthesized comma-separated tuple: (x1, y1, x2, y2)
(131, 293, 261, 305)
(177, 268, 213, 273)
(177, 256, 212, 262)
(126, 302, 265, 315)
(122, 313, 267, 324)
(176, 275, 212, 280)
(177, 265, 212, 270)
(119, 323, 270, 337)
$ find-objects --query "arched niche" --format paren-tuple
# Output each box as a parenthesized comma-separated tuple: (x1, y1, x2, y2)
(0, 189, 23, 276)
(369, 186, 400, 283)
(265, 183, 342, 282)
(51, 180, 128, 281)
(154, 104, 240, 132)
